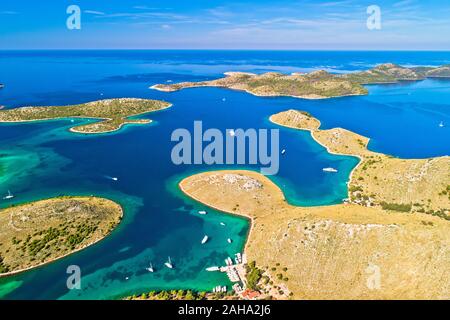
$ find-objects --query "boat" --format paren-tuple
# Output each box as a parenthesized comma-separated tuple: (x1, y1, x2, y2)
(439, 121, 444, 128)
(220, 222, 226, 226)
(206, 266, 220, 272)
(198, 210, 207, 215)
(281, 149, 286, 155)
(322, 167, 338, 173)
(222, 98, 226, 102)
(201, 235, 209, 244)
(111, 177, 119, 181)
(165, 256, 173, 269)
(227, 238, 232, 244)
(146, 263, 154, 273)
(3, 190, 14, 200)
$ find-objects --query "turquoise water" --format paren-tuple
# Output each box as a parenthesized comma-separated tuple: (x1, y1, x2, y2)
(0, 51, 449, 299)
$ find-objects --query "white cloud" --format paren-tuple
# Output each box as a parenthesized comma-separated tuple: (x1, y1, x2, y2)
(84, 10, 105, 15)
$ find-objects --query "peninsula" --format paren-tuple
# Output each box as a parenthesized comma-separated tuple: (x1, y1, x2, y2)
(151, 64, 450, 99)
(0, 197, 123, 276)
(0, 98, 172, 134)
(179, 111, 449, 299)
(270, 110, 450, 217)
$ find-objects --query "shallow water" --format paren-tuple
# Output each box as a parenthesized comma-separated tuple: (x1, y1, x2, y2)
(0, 50, 449, 299)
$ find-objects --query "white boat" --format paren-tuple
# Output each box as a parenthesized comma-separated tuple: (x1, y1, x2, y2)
(222, 98, 226, 102)
(220, 222, 226, 226)
(3, 190, 14, 200)
(111, 177, 119, 181)
(198, 210, 207, 215)
(165, 256, 173, 269)
(323, 167, 338, 173)
(201, 235, 209, 244)
(281, 149, 286, 155)
(206, 266, 220, 272)
(146, 263, 154, 273)
(439, 121, 444, 128)
(227, 238, 232, 244)
(166, 80, 173, 83)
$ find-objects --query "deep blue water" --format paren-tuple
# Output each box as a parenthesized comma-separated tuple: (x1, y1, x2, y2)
(0, 50, 449, 299)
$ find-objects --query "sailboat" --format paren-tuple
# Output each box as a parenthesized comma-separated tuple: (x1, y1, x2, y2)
(439, 121, 444, 128)
(146, 263, 154, 273)
(165, 256, 173, 269)
(3, 190, 14, 200)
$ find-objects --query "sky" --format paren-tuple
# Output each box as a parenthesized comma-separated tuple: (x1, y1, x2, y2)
(1, 0, 450, 50)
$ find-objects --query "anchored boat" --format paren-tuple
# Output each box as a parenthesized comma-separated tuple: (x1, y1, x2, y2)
(3, 190, 14, 200)
(165, 256, 173, 269)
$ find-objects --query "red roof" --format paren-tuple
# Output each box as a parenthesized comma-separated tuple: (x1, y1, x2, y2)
(241, 289, 260, 300)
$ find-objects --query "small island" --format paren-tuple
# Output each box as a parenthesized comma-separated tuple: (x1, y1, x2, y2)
(0, 196, 123, 276)
(151, 64, 450, 99)
(0, 98, 172, 134)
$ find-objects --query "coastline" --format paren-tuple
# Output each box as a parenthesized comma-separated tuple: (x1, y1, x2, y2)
(268, 114, 366, 200)
(151, 83, 366, 100)
(178, 179, 254, 254)
(0, 197, 124, 278)
(0, 100, 173, 134)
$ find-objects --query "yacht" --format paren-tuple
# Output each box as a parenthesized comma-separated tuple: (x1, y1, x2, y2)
(165, 256, 173, 269)
(146, 263, 154, 273)
(3, 190, 14, 200)
(198, 210, 207, 215)
(281, 149, 286, 155)
(220, 222, 226, 226)
(201, 235, 209, 244)
(227, 238, 233, 244)
(323, 167, 338, 173)
(206, 266, 220, 272)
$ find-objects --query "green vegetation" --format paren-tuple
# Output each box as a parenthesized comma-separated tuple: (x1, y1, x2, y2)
(0, 98, 171, 134)
(124, 289, 233, 301)
(246, 261, 263, 290)
(0, 197, 122, 275)
(380, 202, 412, 213)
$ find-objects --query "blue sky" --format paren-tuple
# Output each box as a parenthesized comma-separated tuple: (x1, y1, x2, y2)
(1, 0, 450, 50)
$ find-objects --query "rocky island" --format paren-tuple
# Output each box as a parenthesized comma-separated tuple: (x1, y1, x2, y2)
(179, 111, 449, 300)
(0, 98, 172, 134)
(151, 64, 450, 99)
(152, 71, 368, 99)
(0, 197, 123, 276)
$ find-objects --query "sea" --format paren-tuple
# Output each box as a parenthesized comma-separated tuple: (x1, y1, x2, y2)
(0, 50, 449, 299)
